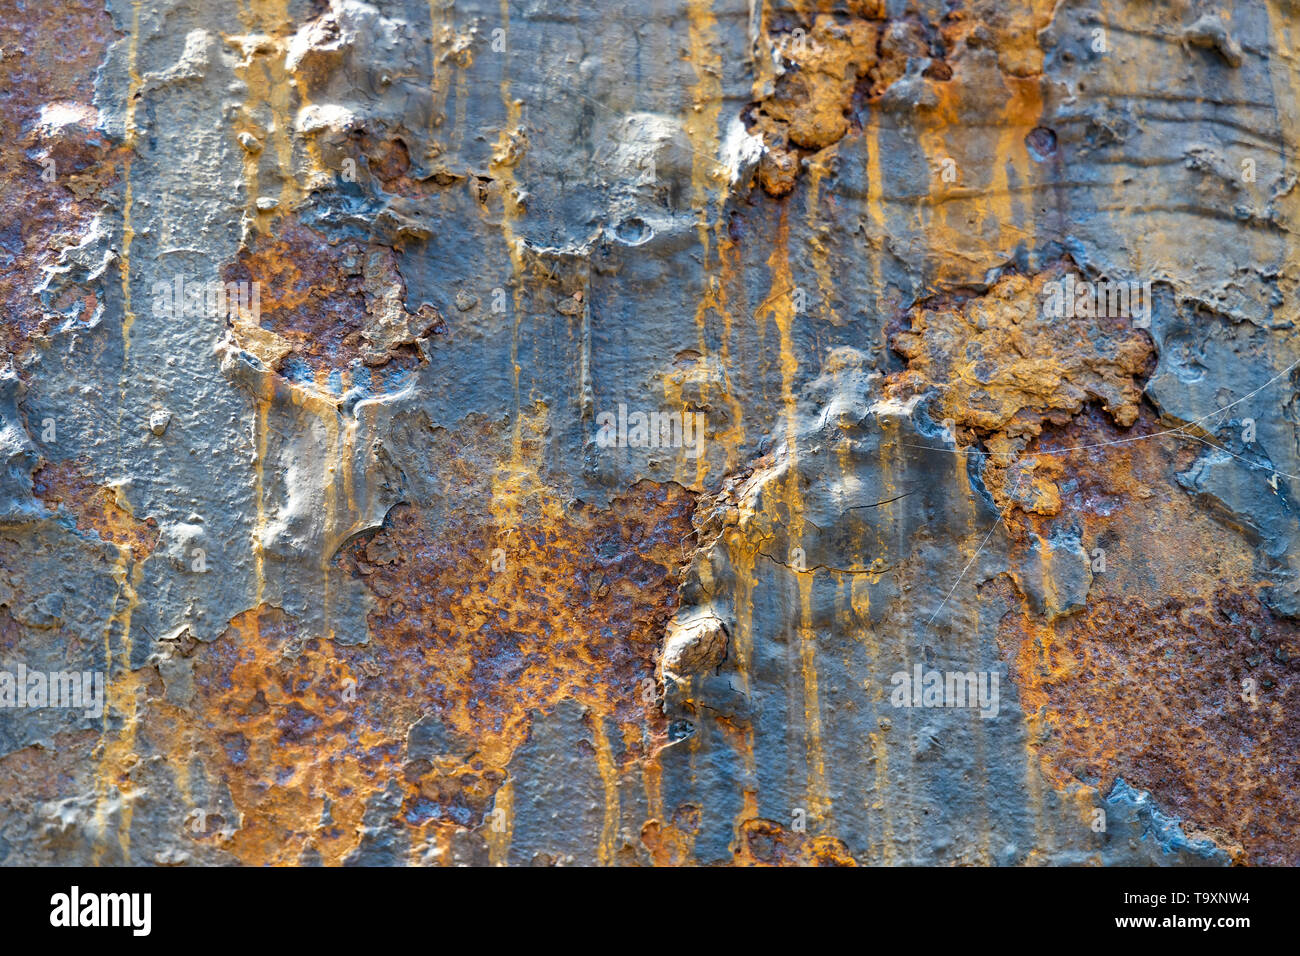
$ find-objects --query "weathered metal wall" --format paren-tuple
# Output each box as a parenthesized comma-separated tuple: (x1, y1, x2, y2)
(0, 0, 1296, 865)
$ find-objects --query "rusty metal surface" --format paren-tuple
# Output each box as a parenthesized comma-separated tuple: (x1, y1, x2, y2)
(0, 0, 1297, 866)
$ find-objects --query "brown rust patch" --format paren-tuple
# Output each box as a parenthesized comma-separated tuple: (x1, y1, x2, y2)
(955, 1, 1060, 78)
(733, 818, 857, 866)
(222, 217, 442, 379)
(640, 803, 702, 866)
(1005, 405, 1254, 589)
(0, 0, 117, 358)
(340, 479, 697, 749)
(359, 134, 417, 194)
(220, 219, 364, 372)
(177, 477, 695, 864)
(996, 406, 1300, 865)
(33, 459, 159, 561)
(1000, 587, 1299, 865)
(888, 265, 1154, 508)
(757, 16, 883, 153)
(354, 131, 463, 197)
(750, 8, 907, 197)
(748, 4, 1054, 197)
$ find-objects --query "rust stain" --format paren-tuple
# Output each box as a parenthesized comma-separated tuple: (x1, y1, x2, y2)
(33, 459, 160, 562)
(340, 477, 696, 752)
(640, 803, 702, 866)
(732, 818, 857, 866)
(0, 0, 118, 359)
(888, 264, 1155, 483)
(748, 4, 1050, 199)
(996, 406, 1300, 865)
(167, 464, 696, 864)
(750, 6, 896, 197)
(356, 130, 464, 196)
(185, 606, 377, 865)
(222, 217, 442, 379)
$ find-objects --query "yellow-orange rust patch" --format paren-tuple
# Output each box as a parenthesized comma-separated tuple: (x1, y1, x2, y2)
(733, 818, 857, 867)
(33, 460, 159, 561)
(177, 477, 695, 864)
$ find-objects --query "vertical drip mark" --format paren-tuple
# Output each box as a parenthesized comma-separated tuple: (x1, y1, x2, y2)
(848, 564, 886, 860)
(235, 0, 309, 233)
(728, 537, 759, 844)
(684, 0, 723, 257)
(1263, 1, 1300, 385)
(264, 1, 300, 213)
(485, 6, 554, 554)
(685, 694, 704, 862)
(451, 69, 470, 158)
(760, 210, 831, 830)
(679, 0, 726, 489)
(427, 0, 452, 144)
(870, 725, 891, 863)
(252, 375, 272, 607)
(796, 573, 829, 827)
(1019, 600, 1049, 858)
(120, 180, 136, 357)
(865, 118, 888, 347)
(579, 296, 594, 422)
(486, 779, 515, 865)
(494, 3, 522, 424)
(994, 70, 1043, 260)
(914, 79, 961, 291)
(714, 224, 748, 473)
(804, 150, 841, 326)
(962, 424, 993, 863)
(319, 400, 343, 641)
(93, 520, 144, 862)
(94, 1, 144, 864)
(329, 403, 360, 640)
(118, 0, 142, 359)
(882, 404, 918, 861)
(591, 717, 621, 865)
(642, 753, 664, 836)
